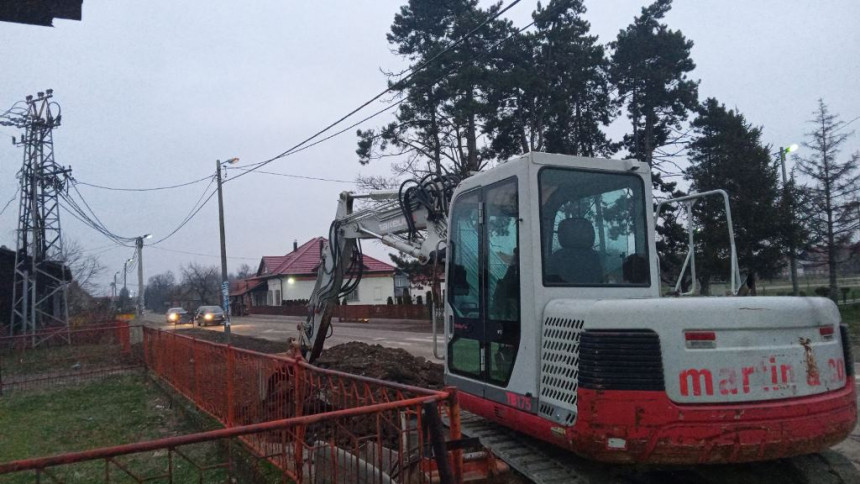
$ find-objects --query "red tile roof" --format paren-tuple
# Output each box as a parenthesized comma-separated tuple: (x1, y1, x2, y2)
(258, 237, 394, 277)
(229, 277, 266, 296)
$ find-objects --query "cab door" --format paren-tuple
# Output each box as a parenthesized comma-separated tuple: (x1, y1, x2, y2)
(447, 177, 520, 390)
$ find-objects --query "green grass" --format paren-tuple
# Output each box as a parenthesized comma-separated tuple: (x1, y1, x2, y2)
(0, 375, 227, 483)
(842, 302, 860, 346)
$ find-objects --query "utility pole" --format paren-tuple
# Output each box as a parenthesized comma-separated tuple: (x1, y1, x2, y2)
(134, 234, 151, 319)
(2, 90, 71, 337)
(136, 237, 144, 318)
(780, 145, 799, 296)
(216, 157, 239, 343)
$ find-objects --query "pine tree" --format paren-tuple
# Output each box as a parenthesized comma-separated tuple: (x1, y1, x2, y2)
(610, 0, 698, 189)
(484, 0, 614, 159)
(685, 98, 783, 294)
(356, 0, 511, 177)
(796, 100, 860, 300)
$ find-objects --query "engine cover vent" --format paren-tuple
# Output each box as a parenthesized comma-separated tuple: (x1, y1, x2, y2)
(578, 329, 664, 391)
(538, 316, 584, 425)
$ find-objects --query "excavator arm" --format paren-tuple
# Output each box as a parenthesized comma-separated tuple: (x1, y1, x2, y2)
(300, 174, 459, 362)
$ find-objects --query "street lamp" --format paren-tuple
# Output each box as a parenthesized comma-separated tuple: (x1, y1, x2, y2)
(135, 234, 153, 319)
(779, 145, 800, 296)
(216, 157, 239, 343)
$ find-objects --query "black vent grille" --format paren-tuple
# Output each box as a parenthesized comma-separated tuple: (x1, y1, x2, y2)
(578, 329, 664, 391)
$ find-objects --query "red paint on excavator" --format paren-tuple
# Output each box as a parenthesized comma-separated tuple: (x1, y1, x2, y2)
(459, 378, 856, 464)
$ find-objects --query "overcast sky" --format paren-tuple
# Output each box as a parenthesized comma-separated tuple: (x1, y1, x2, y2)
(0, 0, 857, 296)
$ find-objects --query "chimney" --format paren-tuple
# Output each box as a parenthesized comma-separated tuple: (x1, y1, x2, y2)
(293, 239, 298, 252)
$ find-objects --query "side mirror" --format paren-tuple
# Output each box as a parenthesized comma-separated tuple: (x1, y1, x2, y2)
(451, 265, 470, 296)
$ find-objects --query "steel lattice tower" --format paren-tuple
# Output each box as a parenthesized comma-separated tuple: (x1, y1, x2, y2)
(7, 90, 71, 336)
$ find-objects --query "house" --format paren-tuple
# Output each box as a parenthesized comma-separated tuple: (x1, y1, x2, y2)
(241, 237, 397, 307)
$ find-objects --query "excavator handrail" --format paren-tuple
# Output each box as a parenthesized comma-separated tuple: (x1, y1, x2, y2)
(656, 189, 741, 295)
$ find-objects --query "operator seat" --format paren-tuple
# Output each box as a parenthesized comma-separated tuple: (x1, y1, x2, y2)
(548, 218, 603, 284)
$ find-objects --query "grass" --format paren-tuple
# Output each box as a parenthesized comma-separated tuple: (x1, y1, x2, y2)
(0, 375, 227, 483)
(842, 302, 860, 347)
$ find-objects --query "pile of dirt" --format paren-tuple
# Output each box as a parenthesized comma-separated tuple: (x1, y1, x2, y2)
(314, 342, 444, 389)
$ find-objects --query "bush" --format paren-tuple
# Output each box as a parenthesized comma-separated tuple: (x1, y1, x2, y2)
(426, 291, 433, 306)
(403, 295, 413, 305)
(416, 295, 423, 305)
(814, 286, 829, 297)
(386, 296, 394, 305)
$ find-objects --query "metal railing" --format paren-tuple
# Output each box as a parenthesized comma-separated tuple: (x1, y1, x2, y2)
(142, 327, 461, 482)
(0, 326, 463, 482)
(0, 322, 143, 393)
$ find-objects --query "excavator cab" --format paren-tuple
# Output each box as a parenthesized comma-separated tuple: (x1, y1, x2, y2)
(445, 153, 658, 398)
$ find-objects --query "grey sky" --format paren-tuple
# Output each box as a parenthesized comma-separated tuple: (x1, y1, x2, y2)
(1, 1, 857, 295)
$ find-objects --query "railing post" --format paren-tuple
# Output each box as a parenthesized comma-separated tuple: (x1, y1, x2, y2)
(193, 338, 200, 405)
(446, 387, 463, 483)
(227, 345, 235, 427)
(293, 359, 305, 479)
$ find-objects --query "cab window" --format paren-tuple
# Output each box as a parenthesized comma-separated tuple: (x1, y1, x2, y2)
(448, 178, 520, 386)
(539, 168, 650, 286)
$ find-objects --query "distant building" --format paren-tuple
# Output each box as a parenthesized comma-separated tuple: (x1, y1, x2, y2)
(232, 238, 396, 309)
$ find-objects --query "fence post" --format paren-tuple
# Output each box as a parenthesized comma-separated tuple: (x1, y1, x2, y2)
(227, 345, 235, 427)
(193, 338, 200, 405)
(446, 387, 463, 483)
(293, 359, 305, 479)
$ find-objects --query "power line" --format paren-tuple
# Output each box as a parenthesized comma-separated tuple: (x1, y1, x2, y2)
(231, 0, 524, 179)
(0, 188, 18, 216)
(150, 176, 218, 245)
(75, 175, 213, 192)
(229, 167, 354, 184)
(149, 245, 259, 260)
(55, 0, 530, 247)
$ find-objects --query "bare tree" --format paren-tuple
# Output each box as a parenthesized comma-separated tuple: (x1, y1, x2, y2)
(796, 100, 860, 300)
(229, 263, 253, 281)
(145, 271, 176, 312)
(180, 263, 220, 305)
(62, 238, 104, 293)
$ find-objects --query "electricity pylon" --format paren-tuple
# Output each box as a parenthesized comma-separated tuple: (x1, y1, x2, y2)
(3, 90, 71, 337)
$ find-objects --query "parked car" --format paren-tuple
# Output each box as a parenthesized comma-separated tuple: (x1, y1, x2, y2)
(195, 306, 226, 326)
(166, 307, 190, 324)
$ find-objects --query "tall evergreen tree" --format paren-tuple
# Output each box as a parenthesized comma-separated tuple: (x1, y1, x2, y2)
(685, 98, 783, 294)
(610, 0, 698, 189)
(356, 0, 511, 177)
(796, 100, 860, 300)
(484, 0, 614, 159)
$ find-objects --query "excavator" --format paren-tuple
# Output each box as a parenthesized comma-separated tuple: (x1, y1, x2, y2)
(299, 152, 858, 481)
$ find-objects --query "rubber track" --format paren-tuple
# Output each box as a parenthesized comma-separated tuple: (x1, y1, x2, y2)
(455, 411, 860, 484)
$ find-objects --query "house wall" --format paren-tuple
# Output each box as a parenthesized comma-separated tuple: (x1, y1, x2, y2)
(264, 274, 394, 305)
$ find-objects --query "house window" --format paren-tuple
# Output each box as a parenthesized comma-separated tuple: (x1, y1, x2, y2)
(374, 287, 382, 301)
(274, 290, 281, 306)
(345, 288, 359, 303)
(267, 291, 273, 306)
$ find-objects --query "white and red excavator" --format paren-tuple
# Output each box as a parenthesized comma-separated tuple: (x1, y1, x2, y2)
(299, 152, 856, 478)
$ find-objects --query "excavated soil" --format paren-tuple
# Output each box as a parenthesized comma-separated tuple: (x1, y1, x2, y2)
(174, 329, 444, 389)
(314, 342, 444, 389)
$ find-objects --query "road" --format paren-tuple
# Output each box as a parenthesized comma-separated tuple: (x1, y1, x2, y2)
(143, 312, 860, 472)
(146, 313, 445, 361)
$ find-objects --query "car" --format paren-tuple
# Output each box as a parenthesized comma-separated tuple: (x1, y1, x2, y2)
(166, 307, 190, 324)
(195, 306, 226, 326)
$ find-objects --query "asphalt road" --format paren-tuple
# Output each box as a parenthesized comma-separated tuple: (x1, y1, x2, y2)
(147, 313, 445, 361)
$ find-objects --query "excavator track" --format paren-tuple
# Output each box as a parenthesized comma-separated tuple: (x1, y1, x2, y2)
(456, 410, 860, 484)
